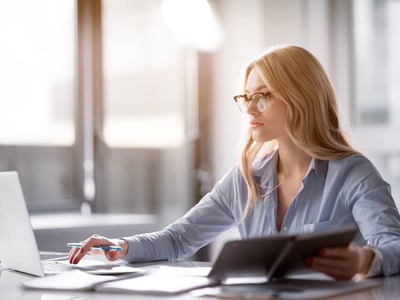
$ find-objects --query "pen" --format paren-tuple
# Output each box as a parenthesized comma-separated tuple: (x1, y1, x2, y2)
(67, 243, 122, 251)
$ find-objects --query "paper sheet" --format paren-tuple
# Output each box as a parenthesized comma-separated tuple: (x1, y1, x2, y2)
(22, 270, 115, 291)
(152, 266, 212, 277)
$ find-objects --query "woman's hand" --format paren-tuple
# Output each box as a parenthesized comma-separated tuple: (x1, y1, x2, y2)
(68, 234, 129, 265)
(306, 243, 375, 280)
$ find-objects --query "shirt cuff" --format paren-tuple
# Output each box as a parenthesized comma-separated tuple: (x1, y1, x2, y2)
(118, 236, 143, 262)
(363, 247, 383, 277)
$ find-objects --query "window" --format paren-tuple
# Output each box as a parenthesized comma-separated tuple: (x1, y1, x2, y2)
(353, 0, 400, 206)
(0, 1, 75, 146)
(97, 0, 194, 222)
(0, 0, 196, 220)
(102, 0, 185, 149)
(0, 0, 77, 211)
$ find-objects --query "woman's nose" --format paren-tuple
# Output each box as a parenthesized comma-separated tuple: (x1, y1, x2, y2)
(245, 100, 258, 115)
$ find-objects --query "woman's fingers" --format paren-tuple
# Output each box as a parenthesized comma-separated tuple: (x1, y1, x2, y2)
(306, 243, 365, 280)
(308, 258, 355, 280)
(106, 250, 120, 261)
(68, 246, 81, 263)
(69, 234, 114, 264)
(308, 255, 358, 280)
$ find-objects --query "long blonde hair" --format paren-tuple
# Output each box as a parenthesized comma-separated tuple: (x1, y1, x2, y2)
(239, 45, 360, 221)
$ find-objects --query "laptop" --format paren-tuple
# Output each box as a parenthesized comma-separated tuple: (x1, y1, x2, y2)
(0, 171, 143, 277)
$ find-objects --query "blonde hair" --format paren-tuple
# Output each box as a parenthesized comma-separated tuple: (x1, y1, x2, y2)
(239, 44, 360, 221)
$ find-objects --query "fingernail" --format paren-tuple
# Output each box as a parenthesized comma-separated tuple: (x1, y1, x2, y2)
(318, 249, 326, 256)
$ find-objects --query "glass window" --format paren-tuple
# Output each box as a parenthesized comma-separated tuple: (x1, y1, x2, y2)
(99, 0, 192, 222)
(102, 0, 185, 149)
(0, 0, 77, 211)
(353, 0, 400, 206)
(0, 0, 75, 146)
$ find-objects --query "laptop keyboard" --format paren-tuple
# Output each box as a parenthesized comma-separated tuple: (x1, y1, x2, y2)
(42, 260, 96, 272)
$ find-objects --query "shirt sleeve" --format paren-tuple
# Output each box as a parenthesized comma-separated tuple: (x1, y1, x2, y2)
(345, 156, 400, 276)
(120, 165, 241, 262)
(363, 247, 383, 277)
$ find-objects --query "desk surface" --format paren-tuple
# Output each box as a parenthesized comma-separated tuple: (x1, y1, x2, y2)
(1, 259, 398, 300)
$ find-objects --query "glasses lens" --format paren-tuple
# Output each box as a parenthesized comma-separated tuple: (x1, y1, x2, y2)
(254, 94, 267, 112)
(236, 96, 248, 112)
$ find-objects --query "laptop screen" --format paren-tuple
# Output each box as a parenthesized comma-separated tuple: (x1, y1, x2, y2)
(0, 172, 45, 276)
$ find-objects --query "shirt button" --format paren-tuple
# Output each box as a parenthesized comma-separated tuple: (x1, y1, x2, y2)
(283, 226, 288, 232)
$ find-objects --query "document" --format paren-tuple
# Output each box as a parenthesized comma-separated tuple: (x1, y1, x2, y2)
(22, 270, 118, 291)
(95, 271, 218, 295)
(22, 267, 217, 294)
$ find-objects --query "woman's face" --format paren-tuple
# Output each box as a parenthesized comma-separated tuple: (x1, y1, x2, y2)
(245, 69, 288, 143)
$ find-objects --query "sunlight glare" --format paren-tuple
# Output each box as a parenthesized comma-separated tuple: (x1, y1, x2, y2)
(161, 0, 224, 52)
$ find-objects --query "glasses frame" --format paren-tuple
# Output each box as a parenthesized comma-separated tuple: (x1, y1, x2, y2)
(233, 91, 275, 113)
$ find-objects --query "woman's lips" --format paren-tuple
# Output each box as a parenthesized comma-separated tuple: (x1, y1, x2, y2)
(250, 121, 263, 129)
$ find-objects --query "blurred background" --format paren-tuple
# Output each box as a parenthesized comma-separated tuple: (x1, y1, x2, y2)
(0, 0, 399, 261)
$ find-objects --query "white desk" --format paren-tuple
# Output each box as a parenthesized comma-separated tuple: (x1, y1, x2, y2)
(1, 260, 398, 300)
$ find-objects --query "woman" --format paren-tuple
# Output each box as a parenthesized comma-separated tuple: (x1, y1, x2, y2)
(69, 45, 400, 280)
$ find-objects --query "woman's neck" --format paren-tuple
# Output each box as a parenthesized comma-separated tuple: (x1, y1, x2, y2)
(277, 136, 312, 176)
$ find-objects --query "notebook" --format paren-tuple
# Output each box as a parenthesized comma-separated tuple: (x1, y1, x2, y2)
(208, 225, 359, 280)
(0, 171, 144, 277)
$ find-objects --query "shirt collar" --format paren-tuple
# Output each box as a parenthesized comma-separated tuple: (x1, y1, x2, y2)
(253, 149, 328, 184)
(253, 149, 279, 185)
(304, 157, 328, 181)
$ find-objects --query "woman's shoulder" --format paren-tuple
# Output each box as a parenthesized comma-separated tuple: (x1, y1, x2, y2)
(328, 153, 384, 183)
(329, 153, 376, 171)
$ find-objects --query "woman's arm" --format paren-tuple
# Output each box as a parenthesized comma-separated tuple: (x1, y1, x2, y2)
(70, 165, 241, 264)
(121, 166, 242, 262)
(309, 156, 400, 279)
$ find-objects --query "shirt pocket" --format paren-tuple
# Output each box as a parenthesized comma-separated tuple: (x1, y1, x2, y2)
(301, 219, 337, 233)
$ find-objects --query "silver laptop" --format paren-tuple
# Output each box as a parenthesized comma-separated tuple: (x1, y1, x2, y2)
(0, 171, 143, 277)
(0, 171, 50, 276)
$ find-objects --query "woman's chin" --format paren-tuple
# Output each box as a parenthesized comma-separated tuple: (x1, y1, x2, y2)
(252, 133, 270, 143)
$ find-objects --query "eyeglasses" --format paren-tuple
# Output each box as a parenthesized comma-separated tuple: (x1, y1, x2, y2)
(233, 91, 275, 113)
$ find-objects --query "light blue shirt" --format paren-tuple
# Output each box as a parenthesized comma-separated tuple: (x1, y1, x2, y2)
(123, 150, 400, 276)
